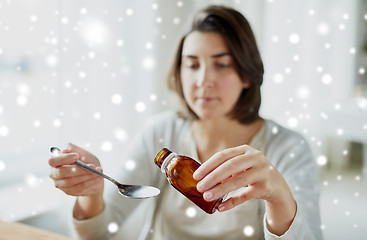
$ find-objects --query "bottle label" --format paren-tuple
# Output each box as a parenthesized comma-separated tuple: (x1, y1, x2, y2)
(161, 152, 177, 173)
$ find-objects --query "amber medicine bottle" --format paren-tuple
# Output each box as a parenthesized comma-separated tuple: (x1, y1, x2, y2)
(154, 148, 224, 214)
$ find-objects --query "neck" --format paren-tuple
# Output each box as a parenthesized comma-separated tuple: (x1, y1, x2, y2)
(192, 117, 263, 160)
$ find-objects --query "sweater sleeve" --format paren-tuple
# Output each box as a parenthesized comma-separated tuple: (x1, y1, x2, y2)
(263, 123, 323, 240)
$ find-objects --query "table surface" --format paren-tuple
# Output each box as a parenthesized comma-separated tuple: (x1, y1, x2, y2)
(0, 221, 72, 240)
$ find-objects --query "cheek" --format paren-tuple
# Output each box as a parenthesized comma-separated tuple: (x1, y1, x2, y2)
(180, 75, 195, 101)
(218, 81, 245, 103)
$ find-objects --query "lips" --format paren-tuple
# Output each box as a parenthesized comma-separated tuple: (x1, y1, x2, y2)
(196, 97, 217, 103)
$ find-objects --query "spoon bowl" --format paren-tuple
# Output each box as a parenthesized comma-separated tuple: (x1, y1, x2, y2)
(50, 147, 160, 199)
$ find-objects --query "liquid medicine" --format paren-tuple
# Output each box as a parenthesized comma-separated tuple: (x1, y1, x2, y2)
(154, 148, 224, 214)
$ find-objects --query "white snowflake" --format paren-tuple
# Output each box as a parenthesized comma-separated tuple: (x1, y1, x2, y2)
(79, 71, 86, 79)
(142, 57, 155, 70)
(185, 207, 197, 218)
(156, 17, 162, 23)
(101, 141, 113, 152)
(46, 54, 58, 66)
(316, 155, 328, 166)
(297, 86, 310, 99)
(336, 128, 344, 136)
(289, 33, 300, 44)
(80, 8, 88, 15)
(173, 17, 180, 25)
(316, 23, 329, 35)
(150, 94, 157, 101)
(88, 51, 95, 58)
(287, 117, 298, 128)
(0, 160, 5, 171)
(111, 94, 123, 105)
(272, 73, 284, 84)
(125, 160, 136, 171)
(116, 39, 124, 47)
(135, 101, 146, 112)
(271, 35, 279, 43)
(33, 120, 41, 128)
(359, 67, 365, 75)
(93, 112, 101, 120)
(321, 74, 332, 85)
(61, 17, 69, 24)
(53, 119, 62, 128)
(308, 9, 315, 15)
(126, 8, 133, 16)
(114, 128, 128, 142)
(243, 225, 254, 236)
(16, 95, 27, 106)
(30, 15, 38, 22)
(145, 42, 153, 49)
(25, 174, 39, 188)
(108, 222, 119, 233)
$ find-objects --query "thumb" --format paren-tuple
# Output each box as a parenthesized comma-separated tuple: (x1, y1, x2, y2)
(67, 142, 91, 158)
(67, 142, 78, 151)
(67, 142, 85, 153)
(59, 142, 79, 154)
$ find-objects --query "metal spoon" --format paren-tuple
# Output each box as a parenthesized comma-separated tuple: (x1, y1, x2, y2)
(50, 147, 160, 199)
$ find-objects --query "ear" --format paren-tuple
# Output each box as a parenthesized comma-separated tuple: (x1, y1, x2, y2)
(242, 79, 250, 89)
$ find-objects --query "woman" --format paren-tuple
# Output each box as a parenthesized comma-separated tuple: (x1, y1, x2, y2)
(49, 5, 322, 240)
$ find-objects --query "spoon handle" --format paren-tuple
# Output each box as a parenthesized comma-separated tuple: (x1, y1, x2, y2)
(74, 160, 119, 186)
(50, 147, 120, 187)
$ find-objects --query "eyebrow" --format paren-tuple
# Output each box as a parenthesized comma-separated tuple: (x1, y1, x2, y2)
(182, 52, 231, 59)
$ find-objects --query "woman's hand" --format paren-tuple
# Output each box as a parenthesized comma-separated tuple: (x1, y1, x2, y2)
(193, 144, 296, 235)
(48, 143, 104, 196)
(48, 143, 105, 220)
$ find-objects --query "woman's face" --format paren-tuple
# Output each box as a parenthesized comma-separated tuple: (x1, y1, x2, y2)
(180, 31, 249, 121)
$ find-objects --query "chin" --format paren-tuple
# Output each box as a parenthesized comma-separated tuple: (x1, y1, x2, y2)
(195, 111, 219, 121)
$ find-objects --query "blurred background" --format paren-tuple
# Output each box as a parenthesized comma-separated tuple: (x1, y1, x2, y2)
(0, 0, 366, 239)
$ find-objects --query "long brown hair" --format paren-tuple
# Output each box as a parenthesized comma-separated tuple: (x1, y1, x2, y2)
(167, 5, 264, 124)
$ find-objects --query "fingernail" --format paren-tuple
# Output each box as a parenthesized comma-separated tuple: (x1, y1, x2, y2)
(193, 171, 201, 180)
(218, 204, 225, 212)
(204, 191, 213, 201)
(72, 154, 79, 160)
(67, 142, 74, 150)
(196, 181, 205, 192)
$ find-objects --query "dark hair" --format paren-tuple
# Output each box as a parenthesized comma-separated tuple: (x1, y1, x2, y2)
(167, 5, 264, 124)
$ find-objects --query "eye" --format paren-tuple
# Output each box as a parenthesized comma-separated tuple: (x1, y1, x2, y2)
(185, 63, 199, 69)
(216, 63, 231, 68)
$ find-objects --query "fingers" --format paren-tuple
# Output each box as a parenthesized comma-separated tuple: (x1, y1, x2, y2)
(196, 154, 254, 193)
(201, 167, 258, 202)
(50, 163, 104, 196)
(193, 145, 248, 181)
(48, 143, 104, 197)
(191, 144, 275, 212)
(49, 142, 99, 168)
(53, 172, 100, 189)
(195, 145, 263, 193)
(217, 186, 259, 212)
(49, 153, 79, 168)
(67, 142, 89, 158)
(58, 176, 104, 196)
(50, 164, 98, 179)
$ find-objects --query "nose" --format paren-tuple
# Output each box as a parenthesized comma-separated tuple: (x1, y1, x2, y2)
(196, 66, 213, 88)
